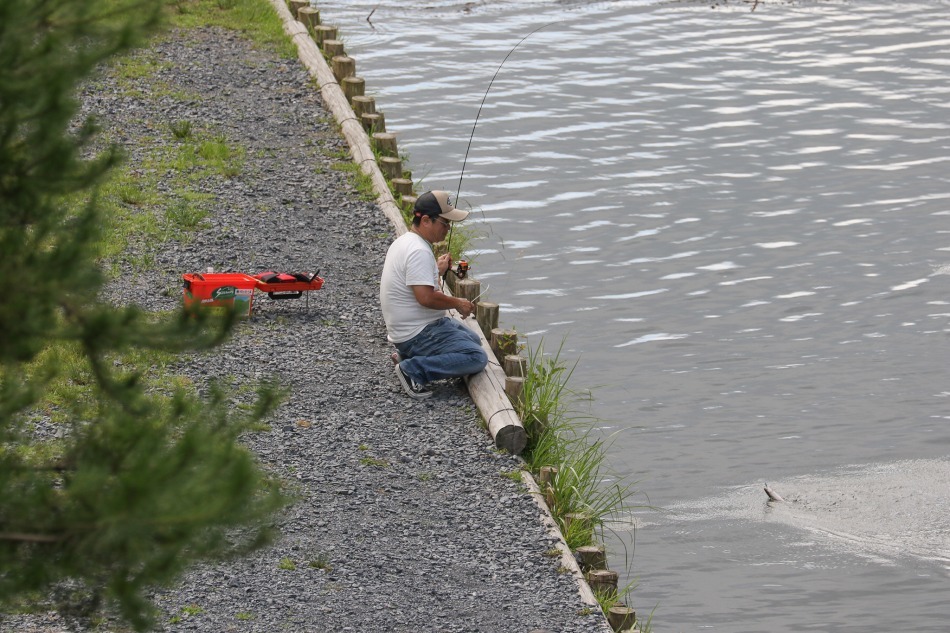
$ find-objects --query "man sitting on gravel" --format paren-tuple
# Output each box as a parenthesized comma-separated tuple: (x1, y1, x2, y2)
(380, 190, 488, 399)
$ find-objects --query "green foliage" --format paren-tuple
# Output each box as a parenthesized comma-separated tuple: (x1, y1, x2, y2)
(331, 160, 378, 202)
(170, 0, 296, 58)
(165, 197, 211, 231)
(517, 340, 640, 547)
(277, 557, 296, 571)
(308, 553, 332, 572)
(0, 1, 287, 629)
(169, 120, 193, 140)
(90, 127, 242, 268)
(516, 340, 649, 619)
(359, 456, 389, 468)
(593, 576, 639, 614)
(519, 340, 588, 468)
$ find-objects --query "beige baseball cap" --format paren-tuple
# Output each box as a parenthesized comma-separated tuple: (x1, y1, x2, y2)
(413, 190, 469, 222)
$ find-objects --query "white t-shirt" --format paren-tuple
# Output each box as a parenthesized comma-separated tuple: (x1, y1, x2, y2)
(380, 232, 446, 343)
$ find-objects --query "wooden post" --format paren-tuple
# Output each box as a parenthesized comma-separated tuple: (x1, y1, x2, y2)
(503, 354, 526, 378)
(587, 569, 619, 595)
(539, 465, 558, 486)
(457, 278, 481, 303)
(563, 512, 591, 534)
(342, 76, 365, 102)
(402, 195, 418, 214)
(607, 605, 636, 632)
(390, 177, 413, 199)
(575, 544, 607, 571)
(476, 301, 498, 339)
(443, 268, 458, 295)
(313, 24, 338, 45)
(504, 376, 523, 407)
(378, 156, 402, 180)
(298, 6, 320, 29)
(322, 39, 344, 57)
(331, 55, 356, 81)
(361, 112, 385, 133)
(350, 95, 375, 117)
(288, 0, 308, 20)
(372, 132, 398, 157)
(490, 328, 518, 363)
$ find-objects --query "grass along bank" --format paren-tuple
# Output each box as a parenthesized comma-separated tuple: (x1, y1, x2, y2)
(515, 339, 650, 629)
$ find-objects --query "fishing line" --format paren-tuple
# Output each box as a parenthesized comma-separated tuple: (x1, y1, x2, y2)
(445, 21, 561, 256)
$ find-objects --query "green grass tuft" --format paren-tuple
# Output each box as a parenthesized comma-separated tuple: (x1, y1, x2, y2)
(169, 0, 297, 58)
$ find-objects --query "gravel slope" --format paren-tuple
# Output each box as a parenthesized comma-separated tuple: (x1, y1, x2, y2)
(2, 26, 605, 633)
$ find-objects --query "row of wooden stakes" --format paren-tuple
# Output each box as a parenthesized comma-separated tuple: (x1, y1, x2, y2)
(539, 466, 640, 633)
(286, 1, 412, 195)
(286, 3, 637, 631)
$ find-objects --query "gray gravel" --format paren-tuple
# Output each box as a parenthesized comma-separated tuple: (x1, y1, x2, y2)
(1, 27, 606, 633)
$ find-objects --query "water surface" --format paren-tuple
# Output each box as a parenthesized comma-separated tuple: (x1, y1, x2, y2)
(317, 1, 950, 630)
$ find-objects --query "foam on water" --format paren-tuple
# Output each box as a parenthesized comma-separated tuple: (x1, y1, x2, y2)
(657, 458, 950, 571)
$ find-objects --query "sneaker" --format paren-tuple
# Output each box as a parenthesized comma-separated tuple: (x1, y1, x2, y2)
(393, 364, 432, 400)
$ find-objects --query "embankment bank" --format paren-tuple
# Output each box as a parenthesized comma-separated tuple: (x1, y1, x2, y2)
(1, 20, 605, 633)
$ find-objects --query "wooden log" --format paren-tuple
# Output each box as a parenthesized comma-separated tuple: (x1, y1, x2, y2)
(587, 569, 619, 595)
(342, 76, 365, 102)
(313, 24, 338, 45)
(607, 605, 636, 632)
(575, 544, 607, 571)
(331, 55, 356, 81)
(402, 195, 417, 214)
(458, 318, 527, 455)
(378, 156, 402, 180)
(390, 177, 413, 197)
(288, 0, 308, 20)
(503, 354, 526, 378)
(298, 6, 320, 29)
(350, 95, 376, 117)
(490, 328, 518, 363)
(504, 375, 524, 407)
(457, 278, 481, 303)
(372, 132, 398, 157)
(476, 301, 498, 339)
(539, 465, 558, 487)
(361, 112, 385, 133)
(322, 39, 344, 57)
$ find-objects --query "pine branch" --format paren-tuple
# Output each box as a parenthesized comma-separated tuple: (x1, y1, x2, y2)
(0, 531, 64, 543)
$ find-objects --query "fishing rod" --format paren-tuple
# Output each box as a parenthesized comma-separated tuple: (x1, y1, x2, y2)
(444, 21, 561, 260)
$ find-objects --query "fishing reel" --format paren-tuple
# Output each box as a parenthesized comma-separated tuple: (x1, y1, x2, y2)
(450, 260, 469, 279)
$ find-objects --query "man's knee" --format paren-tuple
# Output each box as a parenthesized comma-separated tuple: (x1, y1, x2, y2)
(471, 346, 489, 372)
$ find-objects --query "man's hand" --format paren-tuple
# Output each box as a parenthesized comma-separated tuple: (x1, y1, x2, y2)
(437, 253, 451, 277)
(410, 284, 474, 317)
(456, 298, 476, 319)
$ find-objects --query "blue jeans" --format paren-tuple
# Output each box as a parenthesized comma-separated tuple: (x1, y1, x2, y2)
(394, 317, 488, 386)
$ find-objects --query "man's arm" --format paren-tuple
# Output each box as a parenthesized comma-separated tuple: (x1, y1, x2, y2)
(411, 285, 476, 318)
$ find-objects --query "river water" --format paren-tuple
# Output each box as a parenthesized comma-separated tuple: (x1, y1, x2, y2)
(315, 1, 950, 630)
